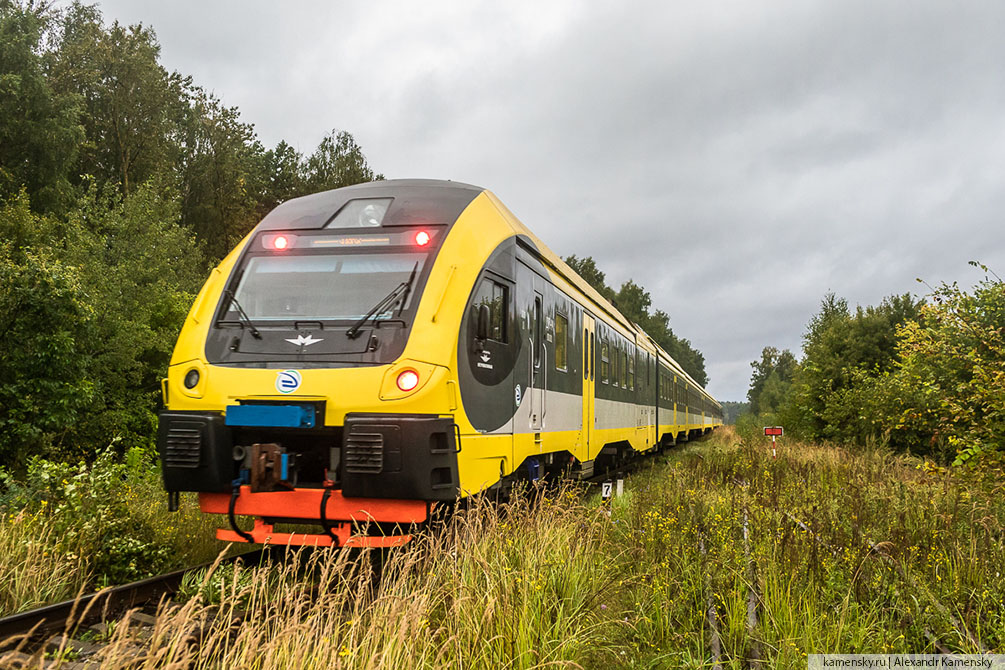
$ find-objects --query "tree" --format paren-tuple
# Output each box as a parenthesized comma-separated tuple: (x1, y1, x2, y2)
(0, 181, 204, 463)
(255, 140, 306, 217)
(789, 292, 922, 443)
(891, 266, 1004, 466)
(64, 181, 204, 449)
(0, 0, 83, 213)
(177, 89, 262, 262)
(747, 346, 797, 414)
(0, 195, 95, 463)
(303, 129, 383, 194)
(49, 3, 188, 195)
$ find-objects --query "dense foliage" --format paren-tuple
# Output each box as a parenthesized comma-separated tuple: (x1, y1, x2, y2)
(564, 254, 708, 386)
(743, 266, 1004, 469)
(718, 400, 749, 425)
(0, 0, 382, 465)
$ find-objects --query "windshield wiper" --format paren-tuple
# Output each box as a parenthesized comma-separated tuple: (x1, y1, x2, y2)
(346, 262, 419, 340)
(223, 289, 262, 339)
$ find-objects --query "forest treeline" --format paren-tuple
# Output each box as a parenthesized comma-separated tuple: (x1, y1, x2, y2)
(0, 1, 382, 465)
(742, 264, 1004, 470)
(564, 255, 707, 386)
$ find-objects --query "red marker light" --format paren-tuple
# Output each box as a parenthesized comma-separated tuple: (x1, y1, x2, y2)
(263, 234, 296, 250)
(396, 369, 420, 392)
(414, 231, 431, 246)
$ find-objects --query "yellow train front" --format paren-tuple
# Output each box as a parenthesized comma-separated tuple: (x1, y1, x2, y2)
(158, 179, 723, 547)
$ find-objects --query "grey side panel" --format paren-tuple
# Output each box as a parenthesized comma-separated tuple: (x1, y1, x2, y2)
(457, 239, 519, 433)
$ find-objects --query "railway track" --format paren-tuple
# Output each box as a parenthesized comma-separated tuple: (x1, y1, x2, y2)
(0, 438, 694, 668)
(0, 548, 276, 669)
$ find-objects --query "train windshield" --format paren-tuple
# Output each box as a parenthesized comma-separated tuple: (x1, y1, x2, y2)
(227, 252, 426, 322)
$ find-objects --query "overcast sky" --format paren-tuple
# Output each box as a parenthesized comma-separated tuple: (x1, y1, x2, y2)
(91, 0, 1005, 401)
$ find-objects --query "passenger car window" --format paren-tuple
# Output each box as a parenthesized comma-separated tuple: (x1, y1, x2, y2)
(555, 313, 568, 371)
(601, 341, 609, 384)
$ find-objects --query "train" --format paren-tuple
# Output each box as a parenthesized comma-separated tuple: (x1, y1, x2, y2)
(157, 179, 723, 547)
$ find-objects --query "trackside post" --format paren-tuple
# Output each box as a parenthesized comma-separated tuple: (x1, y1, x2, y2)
(763, 426, 783, 459)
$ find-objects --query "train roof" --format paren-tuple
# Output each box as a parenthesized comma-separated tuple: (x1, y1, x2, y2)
(255, 179, 485, 231)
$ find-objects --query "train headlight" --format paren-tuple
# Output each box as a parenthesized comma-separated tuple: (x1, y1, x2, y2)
(414, 230, 431, 246)
(184, 368, 200, 389)
(396, 369, 420, 392)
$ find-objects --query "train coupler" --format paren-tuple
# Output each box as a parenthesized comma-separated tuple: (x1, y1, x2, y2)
(244, 442, 296, 492)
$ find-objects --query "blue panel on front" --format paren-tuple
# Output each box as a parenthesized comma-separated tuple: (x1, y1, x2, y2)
(225, 404, 315, 428)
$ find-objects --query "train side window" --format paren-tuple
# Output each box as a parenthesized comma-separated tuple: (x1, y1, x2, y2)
(601, 340, 609, 383)
(628, 352, 635, 391)
(533, 295, 542, 367)
(472, 278, 508, 342)
(555, 313, 568, 371)
(607, 345, 615, 387)
(583, 328, 589, 380)
(621, 349, 628, 389)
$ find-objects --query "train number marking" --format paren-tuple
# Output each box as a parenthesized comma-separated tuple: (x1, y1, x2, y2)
(276, 370, 302, 394)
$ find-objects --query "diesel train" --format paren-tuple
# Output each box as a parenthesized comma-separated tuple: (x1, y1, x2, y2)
(158, 179, 723, 547)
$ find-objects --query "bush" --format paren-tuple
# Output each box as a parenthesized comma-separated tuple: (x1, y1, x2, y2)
(0, 445, 226, 612)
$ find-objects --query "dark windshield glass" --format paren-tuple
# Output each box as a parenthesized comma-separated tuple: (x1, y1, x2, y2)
(228, 252, 425, 322)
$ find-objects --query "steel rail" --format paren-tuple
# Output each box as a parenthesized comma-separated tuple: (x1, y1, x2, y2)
(0, 548, 272, 643)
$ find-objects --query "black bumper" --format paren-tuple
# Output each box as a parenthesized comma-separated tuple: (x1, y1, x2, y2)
(157, 411, 460, 502)
(341, 413, 459, 501)
(158, 411, 234, 493)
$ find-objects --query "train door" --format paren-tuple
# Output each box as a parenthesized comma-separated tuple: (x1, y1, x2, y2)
(582, 314, 596, 451)
(647, 353, 657, 448)
(529, 279, 545, 432)
(673, 376, 679, 431)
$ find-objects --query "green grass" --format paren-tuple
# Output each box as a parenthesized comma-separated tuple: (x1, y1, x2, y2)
(614, 427, 1005, 666)
(3, 430, 1002, 668)
(0, 448, 231, 616)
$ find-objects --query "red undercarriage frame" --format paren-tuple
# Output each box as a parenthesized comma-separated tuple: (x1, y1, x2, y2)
(199, 486, 429, 547)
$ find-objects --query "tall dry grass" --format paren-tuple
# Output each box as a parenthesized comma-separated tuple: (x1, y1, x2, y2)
(0, 448, 235, 617)
(84, 487, 626, 669)
(0, 510, 89, 615)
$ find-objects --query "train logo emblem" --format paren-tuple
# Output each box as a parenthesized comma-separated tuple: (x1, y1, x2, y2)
(514, 384, 522, 406)
(285, 334, 323, 347)
(276, 370, 302, 394)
